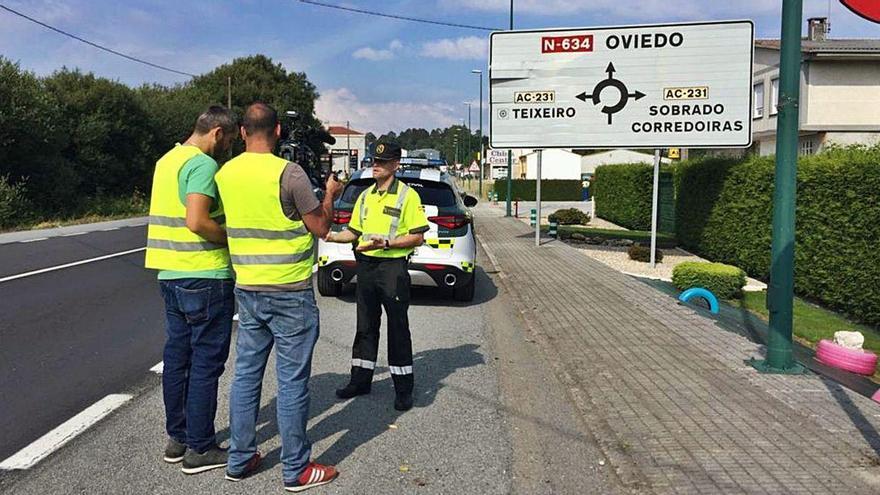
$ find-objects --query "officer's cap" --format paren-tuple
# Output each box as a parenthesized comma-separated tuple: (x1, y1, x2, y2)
(373, 141, 402, 162)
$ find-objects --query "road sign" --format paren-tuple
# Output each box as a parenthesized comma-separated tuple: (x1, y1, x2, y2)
(469, 161, 480, 172)
(487, 149, 509, 166)
(490, 20, 754, 149)
(840, 0, 880, 23)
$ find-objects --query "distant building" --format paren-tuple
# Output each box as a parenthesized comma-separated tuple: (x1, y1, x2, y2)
(326, 125, 366, 173)
(520, 149, 582, 180)
(751, 18, 880, 156)
(580, 150, 671, 178)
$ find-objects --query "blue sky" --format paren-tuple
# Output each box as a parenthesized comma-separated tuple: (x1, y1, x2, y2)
(1, 1, 878, 134)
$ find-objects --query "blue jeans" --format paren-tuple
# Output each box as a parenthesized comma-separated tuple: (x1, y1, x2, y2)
(228, 288, 320, 481)
(159, 278, 234, 453)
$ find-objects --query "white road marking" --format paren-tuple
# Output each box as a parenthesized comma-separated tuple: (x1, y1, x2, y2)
(20, 238, 48, 243)
(61, 232, 88, 237)
(0, 394, 132, 470)
(150, 362, 164, 374)
(0, 247, 146, 284)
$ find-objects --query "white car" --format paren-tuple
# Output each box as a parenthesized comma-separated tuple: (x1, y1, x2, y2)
(316, 161, 478, 301)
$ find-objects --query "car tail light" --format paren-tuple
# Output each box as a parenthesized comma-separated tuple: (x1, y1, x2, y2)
(424, 264, 447, 271)
(428, 215, 469, 230)
(333, 210, 352, 224)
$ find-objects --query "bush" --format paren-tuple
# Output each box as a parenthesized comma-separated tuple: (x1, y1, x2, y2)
(493, 179, 582, 201)
(558, 226, 678, 248)
(672, 261, 747, 300)
(593, 163, 675, 231)
(0, 175, 32, 229)
(627, 243, 663, 263)
(675, 145, 880, 325)
(549, 208, 590, 225)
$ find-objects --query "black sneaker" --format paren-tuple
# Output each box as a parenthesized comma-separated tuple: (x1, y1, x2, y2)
(225, 452, 263, 482)
(394, 393, 413, 411)
(163, 438, 186, 464)
(181, 445, 227, 475)
(335, 382, 371, 399)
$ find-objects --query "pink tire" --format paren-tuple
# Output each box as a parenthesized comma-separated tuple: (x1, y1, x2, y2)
(815, 339, 878, 376)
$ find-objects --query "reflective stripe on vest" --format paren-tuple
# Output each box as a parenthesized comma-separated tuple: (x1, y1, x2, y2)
(144, 145, 230, 272)
(215, 153, 314, 286)
(358, 183, 410, 241)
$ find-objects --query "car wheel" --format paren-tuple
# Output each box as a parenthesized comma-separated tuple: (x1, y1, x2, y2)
(452, 275, 475, 302)
(317, 267, 342, 297)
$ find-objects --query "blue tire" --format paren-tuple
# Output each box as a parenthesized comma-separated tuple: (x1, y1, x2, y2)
(678, 287, 720, 314)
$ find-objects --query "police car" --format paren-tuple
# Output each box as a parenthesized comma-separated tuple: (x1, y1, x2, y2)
(316, 158, 478, 301)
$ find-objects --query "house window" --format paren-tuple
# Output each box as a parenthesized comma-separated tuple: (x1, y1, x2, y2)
(800, 138, 814, 156)
(771, 79, 779, 115)
(753, 82, 765, 119)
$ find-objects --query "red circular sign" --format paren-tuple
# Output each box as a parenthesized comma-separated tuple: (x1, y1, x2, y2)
(841, 0, 880, 23)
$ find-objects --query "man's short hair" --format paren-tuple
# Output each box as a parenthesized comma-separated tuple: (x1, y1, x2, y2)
(194, 105, 237, 135)
(242, 102, 278, 138)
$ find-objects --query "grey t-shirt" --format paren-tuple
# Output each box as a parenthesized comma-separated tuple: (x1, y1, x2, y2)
(236, 162, 321, 292)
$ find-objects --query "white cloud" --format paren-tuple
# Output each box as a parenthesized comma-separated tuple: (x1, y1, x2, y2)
(352, 39, 404, 61)
(421, 36, 487, 60)
(316, 88, 459, 135)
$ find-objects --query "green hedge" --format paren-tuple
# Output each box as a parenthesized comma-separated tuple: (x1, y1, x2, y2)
(672, 262, 746, 300)
(556, 226, 678, 248)
(675, 146, 880, 326)
(593, 163, 674, 231)
(493, 179, 582, 201)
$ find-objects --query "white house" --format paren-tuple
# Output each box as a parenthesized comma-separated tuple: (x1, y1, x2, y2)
(521, 149, 582, 180)
(326, 125, 367, 173)
(580, 150, 671, 177)
(751, 18, 880, 156)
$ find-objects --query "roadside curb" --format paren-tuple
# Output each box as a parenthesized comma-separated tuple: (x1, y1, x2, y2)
(0, 217, 148, 245)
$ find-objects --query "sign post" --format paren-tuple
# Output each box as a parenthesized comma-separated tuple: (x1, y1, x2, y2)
(535, 150, 542, 247)
(649, 149, 661, 268)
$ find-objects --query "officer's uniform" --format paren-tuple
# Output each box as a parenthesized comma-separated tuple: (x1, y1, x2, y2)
(344, 144, 429, 400)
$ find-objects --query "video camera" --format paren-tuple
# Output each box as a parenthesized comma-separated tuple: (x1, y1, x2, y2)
(278, 111, 337, 199)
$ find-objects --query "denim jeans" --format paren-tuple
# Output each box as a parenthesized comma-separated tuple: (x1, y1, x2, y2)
(228, 288, 320, 481)
(159, 278, 235, 453)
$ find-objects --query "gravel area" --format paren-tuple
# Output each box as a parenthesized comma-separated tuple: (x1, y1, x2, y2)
(565, 243, 767, 292)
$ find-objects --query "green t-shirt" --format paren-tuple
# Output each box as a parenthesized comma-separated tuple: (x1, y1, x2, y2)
(157, 150, 233, 280)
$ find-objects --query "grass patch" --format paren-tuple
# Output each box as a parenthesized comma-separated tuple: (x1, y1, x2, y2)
(0, 193, 148, 233)
(553, 225, 678, 248)
(739, 290, 880, 378)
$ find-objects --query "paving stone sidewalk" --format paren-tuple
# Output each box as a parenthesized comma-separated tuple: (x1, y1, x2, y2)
(474, 205, 880, 494)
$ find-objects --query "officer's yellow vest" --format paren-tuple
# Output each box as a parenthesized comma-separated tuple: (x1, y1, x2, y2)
(215, 153, 314, 285)
(356, 182, 417, 259)
(145, 145, 230, 271)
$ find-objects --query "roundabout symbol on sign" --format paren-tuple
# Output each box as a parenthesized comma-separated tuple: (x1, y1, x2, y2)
(576, 62, 646, 125)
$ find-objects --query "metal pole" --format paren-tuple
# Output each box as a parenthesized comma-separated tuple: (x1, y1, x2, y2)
(650, 149, 661, 268)
(227, 76, 232, 109)
(755, 0, 805, 373)
(478, 71, 484, 197)
(467, 103, 472, 167)
(535, 149, 542, 247)
(505, 0, 514, 217)
(346, 120, 351, 174)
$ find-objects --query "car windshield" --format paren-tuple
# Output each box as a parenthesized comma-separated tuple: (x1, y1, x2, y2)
(341, 177, 458, 207)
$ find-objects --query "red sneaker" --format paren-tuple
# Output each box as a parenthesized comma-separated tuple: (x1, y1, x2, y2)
(284, 462, 339, 492)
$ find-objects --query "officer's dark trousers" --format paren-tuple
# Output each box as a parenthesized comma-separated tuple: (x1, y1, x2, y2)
(350, 255, 414, 395)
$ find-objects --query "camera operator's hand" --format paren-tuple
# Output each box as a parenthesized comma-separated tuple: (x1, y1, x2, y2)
(325, 173, 343, 200)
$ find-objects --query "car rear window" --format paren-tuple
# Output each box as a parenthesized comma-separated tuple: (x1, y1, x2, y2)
(340, 178, 458, 207)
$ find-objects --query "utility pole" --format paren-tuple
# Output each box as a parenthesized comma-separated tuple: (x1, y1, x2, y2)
(472, 69, 484, 197)
(750, 0, 806, 375)
(346, 120, 352, 174)
(505, 0, 514, 216)
(464, 102, 472, 166)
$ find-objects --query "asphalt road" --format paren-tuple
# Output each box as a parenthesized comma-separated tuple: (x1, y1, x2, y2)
(0, 225, 164, 461)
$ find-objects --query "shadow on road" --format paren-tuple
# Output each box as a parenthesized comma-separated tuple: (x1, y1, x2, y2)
(217, 344, 485, 472)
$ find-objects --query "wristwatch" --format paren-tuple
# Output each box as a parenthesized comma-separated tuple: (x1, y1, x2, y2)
(383, 239, 390, 251)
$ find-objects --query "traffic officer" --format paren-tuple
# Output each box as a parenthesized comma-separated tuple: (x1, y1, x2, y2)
(325, 141, 429, 411)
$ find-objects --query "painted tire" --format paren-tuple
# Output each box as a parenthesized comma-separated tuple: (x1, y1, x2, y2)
(678, 287, 720, 314)
(815, 339, 878, 376)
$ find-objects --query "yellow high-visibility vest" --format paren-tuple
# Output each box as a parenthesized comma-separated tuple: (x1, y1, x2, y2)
(215, 153, 314, 285)
(354, 181, 420, 259)
(145, 145, 229, 271)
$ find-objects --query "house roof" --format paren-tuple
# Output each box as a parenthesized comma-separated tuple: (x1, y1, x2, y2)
(327, 126, 364, 136)
(755, 38, 880, 55)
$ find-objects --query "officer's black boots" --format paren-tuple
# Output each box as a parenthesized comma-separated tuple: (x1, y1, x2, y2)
(335, 367, 373, 399)
(392, 374, 414, 411)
